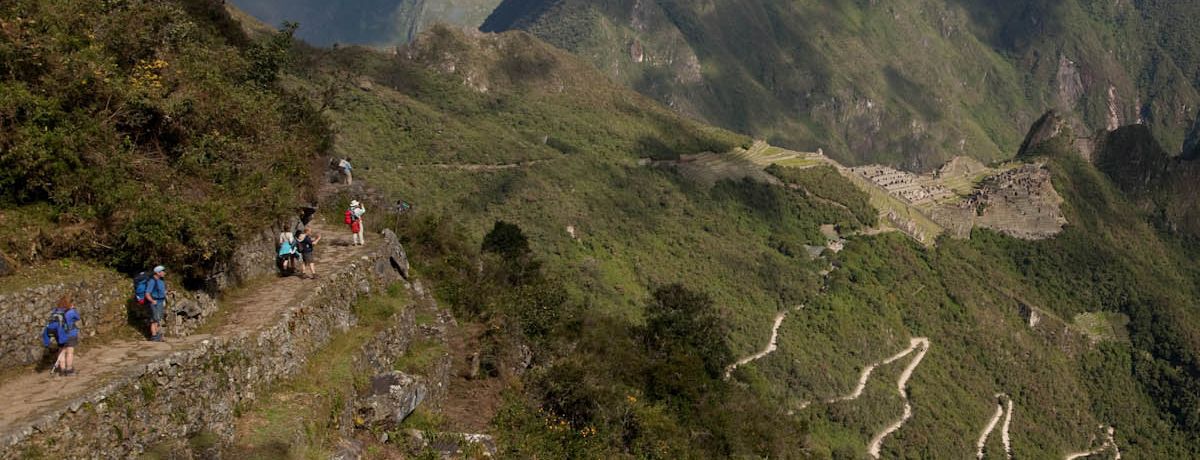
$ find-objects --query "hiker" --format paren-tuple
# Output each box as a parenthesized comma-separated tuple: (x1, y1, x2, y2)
(141, 265, 168, 342)
(41, 295, 81, 376)
(338, 157, 353, 185)
(346, 200, 366, 246)
(278, 230, 298, 273)
(394, 200, 412, 214)
(297, 227, 322, 279)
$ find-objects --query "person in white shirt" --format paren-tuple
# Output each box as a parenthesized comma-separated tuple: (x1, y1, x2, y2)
(337, 157, 353, 185)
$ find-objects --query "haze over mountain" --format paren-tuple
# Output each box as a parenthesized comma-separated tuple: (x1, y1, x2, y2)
(231, 0, 501, 45)
(234, 0, 1200, 171)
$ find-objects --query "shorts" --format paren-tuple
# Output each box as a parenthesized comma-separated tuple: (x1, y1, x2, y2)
(302, 251, 314, 263)
(62, 336, 79, 348)
(149, 300, 166, 323)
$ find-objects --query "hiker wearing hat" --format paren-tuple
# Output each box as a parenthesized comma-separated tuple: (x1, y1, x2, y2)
(346, 200, 367, 246)
(142, 265, 169, 342)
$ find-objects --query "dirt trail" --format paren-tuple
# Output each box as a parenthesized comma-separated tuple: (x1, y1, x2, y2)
(866, 338, 930, 458)
(976, 394, 1014, 460)
(794, 337, 931, 458)
(0, 222, 370, 432)
(826, 337, 927, 404)
(1064, 426, 1120, 460)
(392, 159, 553, 171)
(723, 307, 800, 380)
(1001, 399, 1013, 458)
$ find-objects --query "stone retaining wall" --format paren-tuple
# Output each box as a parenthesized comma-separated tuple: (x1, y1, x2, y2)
(351, 279, 454, 429)
(0, 273, 219, 372)
(0, 232, 409, 459)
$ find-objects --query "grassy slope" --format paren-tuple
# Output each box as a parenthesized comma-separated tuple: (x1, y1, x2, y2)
(294, 26, 1200, 458)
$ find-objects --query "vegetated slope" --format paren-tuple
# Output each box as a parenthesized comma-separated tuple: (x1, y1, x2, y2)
(293, 25, 872, 457)
(1093, 123, 1200, 239)
(229, 0, 502, 46)
(291, 25, 1200, 458)
(755, 129, 1200, 457)
(0, 0, 328, 281)
(480, 0, 1200, 170)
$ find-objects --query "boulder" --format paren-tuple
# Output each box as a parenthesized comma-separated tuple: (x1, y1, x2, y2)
(359, 371, 427, 425)
(377, 229, 410, 280)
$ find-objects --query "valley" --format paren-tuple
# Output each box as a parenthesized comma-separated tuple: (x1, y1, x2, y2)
(1, 1, 1199, 458)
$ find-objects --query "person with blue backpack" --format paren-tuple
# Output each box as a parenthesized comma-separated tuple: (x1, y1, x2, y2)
(42, 295, 82, 376)
(136, 265, 169, 342)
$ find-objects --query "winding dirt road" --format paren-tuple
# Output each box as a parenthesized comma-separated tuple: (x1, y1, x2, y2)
(723, 307, 801, 380)
(976, 394, 1014, 460)
(866, 338, 931, 458)
(1064, 426, 1120, 460)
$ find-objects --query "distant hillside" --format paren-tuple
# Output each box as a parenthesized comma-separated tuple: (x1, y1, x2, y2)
(229, 0, 501, 46)
(479, 0, 1200, 170)
(285, 24, 1200, 458)
(1094, 123, 1200, 238)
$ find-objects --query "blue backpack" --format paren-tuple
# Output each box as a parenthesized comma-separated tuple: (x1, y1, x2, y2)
(44, 308, 75, 346)
(133, 271, 152, 303)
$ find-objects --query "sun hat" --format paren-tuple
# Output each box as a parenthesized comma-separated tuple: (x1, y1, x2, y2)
(350, 200, 360, 207)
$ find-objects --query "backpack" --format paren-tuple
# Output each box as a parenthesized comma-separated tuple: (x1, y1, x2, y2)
(46, 308, 74, 343)
(133, 271, 152, 304)
(344, 209, 353, 225)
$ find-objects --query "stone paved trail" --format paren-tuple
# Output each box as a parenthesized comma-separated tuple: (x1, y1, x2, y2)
(0, 222, 370, 433)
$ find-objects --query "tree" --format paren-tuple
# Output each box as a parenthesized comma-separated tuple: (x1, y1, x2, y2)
(643, 284, 732, 383)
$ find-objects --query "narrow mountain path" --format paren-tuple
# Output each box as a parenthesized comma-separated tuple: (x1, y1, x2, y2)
(391, 159, 554, 171)
(723, 307, 800, 380)
(1001, 398, 1013, 459)
(1064, 426, 1120, 460)
(794, 337, 932, 458)
(976, 394, 1014, 460)
(866, 337, 931, 458)
(0, 222, 370, 433)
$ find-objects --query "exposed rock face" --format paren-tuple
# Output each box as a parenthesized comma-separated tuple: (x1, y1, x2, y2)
(206, 228, 278, 292)
(1056, 55, 1085, 110)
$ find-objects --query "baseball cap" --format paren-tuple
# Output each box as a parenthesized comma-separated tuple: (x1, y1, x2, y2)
(154, 265, 166, 274)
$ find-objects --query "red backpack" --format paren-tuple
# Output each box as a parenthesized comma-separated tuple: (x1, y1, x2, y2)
(344, 209, 353, 225)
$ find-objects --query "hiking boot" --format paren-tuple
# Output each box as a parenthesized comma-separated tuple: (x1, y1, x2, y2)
(62, 369, 76, 376)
